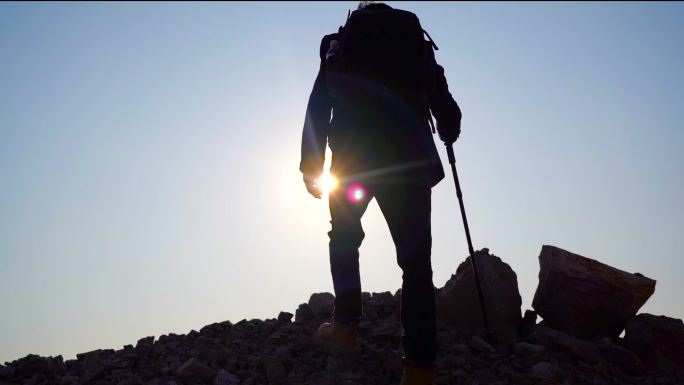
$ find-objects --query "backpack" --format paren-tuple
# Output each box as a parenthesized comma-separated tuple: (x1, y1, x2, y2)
(325, 5, 438, 121)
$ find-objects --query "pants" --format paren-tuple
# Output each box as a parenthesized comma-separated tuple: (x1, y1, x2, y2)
(328, 181, 437, 367)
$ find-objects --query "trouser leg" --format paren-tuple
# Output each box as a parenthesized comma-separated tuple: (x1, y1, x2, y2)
(327, 186, 372, 324)
(375, 184, 436, 367)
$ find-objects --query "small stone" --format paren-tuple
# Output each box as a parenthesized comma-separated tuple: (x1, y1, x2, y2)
(135, 336, 154, 355)
(271, 346, 292, 367)
(379, 350, 403, 377)
(277, 312, 293, 323)
(13, 354, 55, 377)
(361, 292, 372, 304)
(213, 369, 240, 385)
(308, 292, 335, 318)
(623, 313, 684, 368)
(519, 310, 538, 337)
(176, 358, 216, 383)
(295, 303, 314, 322)
(469, 336, 496, 354)
(266, 361, 287, 385)
(200, 323, 223, 337)
(59, 375, 78, 385)
(453, 353, 467, 365)
(530, 361, 555, 382)
(372, 322, 401, 340)
(527, 326, 602, 363)
(0, 364, 15, 380)
(368, 291, 395, 308)
(597, 340, 646, 376)
(358, 319, 373, 330)
(80, 358, 106, 383)
(24, 373, 48, 385)
(513, 342, 546, 356)
(473, 368, 499, 384)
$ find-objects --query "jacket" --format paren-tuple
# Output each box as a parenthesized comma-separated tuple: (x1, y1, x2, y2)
(300, 12, 461, 188)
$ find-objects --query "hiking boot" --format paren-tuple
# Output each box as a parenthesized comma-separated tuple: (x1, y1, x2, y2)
(313, 321, 359, 356)
(399, 363, 436, 385)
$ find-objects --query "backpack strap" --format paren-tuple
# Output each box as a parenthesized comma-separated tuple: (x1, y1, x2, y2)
(422, 29, 439, 51)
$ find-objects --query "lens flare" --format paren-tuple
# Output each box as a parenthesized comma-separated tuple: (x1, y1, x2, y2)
(346, 182, 367, 204)
(318, 171, 338, 195)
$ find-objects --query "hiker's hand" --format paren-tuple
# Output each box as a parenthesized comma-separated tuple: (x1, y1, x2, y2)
(303, 174, 322, 199)
(440, 118, 460, 145)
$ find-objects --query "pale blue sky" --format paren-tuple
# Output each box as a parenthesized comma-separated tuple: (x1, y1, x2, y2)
(1, 2, 682, 362)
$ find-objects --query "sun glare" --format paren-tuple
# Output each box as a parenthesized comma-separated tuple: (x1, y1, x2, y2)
(318, 170, 339, 195)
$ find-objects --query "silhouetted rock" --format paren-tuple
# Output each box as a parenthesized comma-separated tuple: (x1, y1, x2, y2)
(135, 336, 155, 356)
(513, 341, 546, 357)
(468, 335, 495, 354)
(519, 309, 538, 337)
(530, 361, 555, 382)
(532, 245, 656, 339)
(527, 325, 603, 363)
(213, 369, 240, 385)
(266, 360, 287, 384)
(176, 358, 216, 383)
(368, 291, 395, 308)
(596, 338, 646, 376)
(308, 292, 335, 318)
(12, 354, 65, 378)
(2, 253, 683, 385)
(200, 322, 224, 338)
(0, 364, 14, 380)
(294, 303, 313, 322)
(437, 248, 522, 343)
(277, 311, 293, 323)
(372, 321, 401, 340)
(624, 313, 684, 369)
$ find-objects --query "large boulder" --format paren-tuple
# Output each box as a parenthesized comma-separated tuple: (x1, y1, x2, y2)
(623, 313, 684, 369)
(437, 248, 522, 343)
(532, 245, 655, 339)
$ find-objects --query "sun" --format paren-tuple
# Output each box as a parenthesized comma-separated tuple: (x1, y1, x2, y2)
(318, 170, 339, 195)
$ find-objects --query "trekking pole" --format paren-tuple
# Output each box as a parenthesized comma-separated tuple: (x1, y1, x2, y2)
(445, 143, 492, 341)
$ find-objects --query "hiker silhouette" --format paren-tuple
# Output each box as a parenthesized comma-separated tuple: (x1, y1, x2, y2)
(299, 2, 461, 383)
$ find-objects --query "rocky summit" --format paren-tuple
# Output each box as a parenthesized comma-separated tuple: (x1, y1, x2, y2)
(2, 246, 683, 385)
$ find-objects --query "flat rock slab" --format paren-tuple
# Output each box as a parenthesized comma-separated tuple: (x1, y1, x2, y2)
(532, 245, 655, 339)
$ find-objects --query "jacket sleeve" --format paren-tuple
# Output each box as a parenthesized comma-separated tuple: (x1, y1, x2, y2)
(426, 44, 462, 145)
(299, 35, 335, 176)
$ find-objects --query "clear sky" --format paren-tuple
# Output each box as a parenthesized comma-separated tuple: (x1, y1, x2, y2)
(1, 1, 682, 362)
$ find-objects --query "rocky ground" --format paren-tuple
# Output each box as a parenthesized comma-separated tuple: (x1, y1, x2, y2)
(2, 246, 683, 385)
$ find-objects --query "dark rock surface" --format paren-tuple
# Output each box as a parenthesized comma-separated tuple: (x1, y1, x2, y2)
(624, 313, 684, 369)
(3, 297, 682, 385)
(437, 249, 522, 343)
(2, 247, 682, 385)
(532, 245, 656, 339)
(307, 293, 334, 319)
